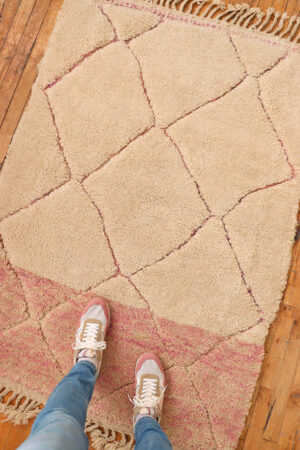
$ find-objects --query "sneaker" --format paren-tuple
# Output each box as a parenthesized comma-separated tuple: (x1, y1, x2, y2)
(132, 352, 166, 426)
(72, 298, 110, 377)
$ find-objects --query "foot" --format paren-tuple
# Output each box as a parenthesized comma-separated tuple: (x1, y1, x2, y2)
(72, 298, 110, 377)
(132, 353, 166, 427)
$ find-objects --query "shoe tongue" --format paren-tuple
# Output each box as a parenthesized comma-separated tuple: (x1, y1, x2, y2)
(78, 349, 96, 358)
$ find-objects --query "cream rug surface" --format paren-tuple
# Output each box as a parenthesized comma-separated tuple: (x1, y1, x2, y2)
(0, 0, 300, 448)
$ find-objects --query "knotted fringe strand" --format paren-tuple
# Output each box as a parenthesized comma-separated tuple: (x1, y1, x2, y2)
(147, 0, 300, 42)
(86, 421, 134, 450)
(0, 386, 41, 425)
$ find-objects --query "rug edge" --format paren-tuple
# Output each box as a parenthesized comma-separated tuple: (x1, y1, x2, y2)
(107, 0, 300, 47)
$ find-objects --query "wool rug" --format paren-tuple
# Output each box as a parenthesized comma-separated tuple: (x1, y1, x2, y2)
(1, 0, 300, 448)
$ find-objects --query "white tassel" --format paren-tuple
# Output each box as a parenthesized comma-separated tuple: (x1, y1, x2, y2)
(257, 7, 274, 31)
(192, 0, 208, 15)
(271, 11, 288, 35)
(179, 0, 191, 12)
(288, 16, 300, 40)
(232, 3, 249, 24)
(242, 7, 260, 27)
(214, 3, 235, 21)
(280, 15, 296, 38)
(251, 11, 265, 29)
(264, 10, 280, 33)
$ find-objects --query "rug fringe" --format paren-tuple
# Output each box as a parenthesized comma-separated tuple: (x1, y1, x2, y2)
(140, 0, 300, 42)
(0, 386, 41, 425)
(86, 420, 134, 449)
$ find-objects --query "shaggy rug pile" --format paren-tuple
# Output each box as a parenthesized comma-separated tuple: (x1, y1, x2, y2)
(0, 0, 300, 448)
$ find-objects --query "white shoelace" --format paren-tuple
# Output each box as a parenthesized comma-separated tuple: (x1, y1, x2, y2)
(129, 378, 166, 409)
(72, 322, 106, 351)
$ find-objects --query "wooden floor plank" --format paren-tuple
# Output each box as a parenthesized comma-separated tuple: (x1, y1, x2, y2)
(284, 241, 300, 309)
(0, 0, 64, 164)
(0, 413, 12, 449)
(0, 0, 36, 87)
(277, 335, 300, 448)
(263, 314, 300, 443)
(243, 387, 274, 449)
(0, 0, 51, 127)
(260, 305, 295, 391)
(4, 418, 34, 450)
(0, 0, 22, 49)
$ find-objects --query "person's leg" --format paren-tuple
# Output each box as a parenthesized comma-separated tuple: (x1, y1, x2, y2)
(18, 297, 110, 450)
(132, 353, 173, 450)
(19, 361, 96, 450)
(135, 416, 172, 450)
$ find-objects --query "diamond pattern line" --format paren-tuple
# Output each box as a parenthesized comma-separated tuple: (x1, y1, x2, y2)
(185, 316, 264, 371)
(39, 320, 65, 376)
(124, 275, 174, 365)
(0, 90, 71, 225)
(221, 79, 296, 220)
(81, 124, 155, 183)
(0, 179, 70, 225)
(80, 183, 121, 274)
(185, 366, 218, 449)
(130, 215, 213, 276)
(257, 77, 295, 177)
(98, 2, 118, 40)
(126, 44, 156, 124)
(227, 31, 247, 77)
(44, 39, 118, 91)
(44, 90, 71, 177)
(256, 51, 289, 78)
(222, 176, 295, 220)
(125, 17, 164, 44)
(164, 129, 212, 214)
(221, 217, 264, 317)
(94, 380, 133, 402)
(164, 73, 247, 130)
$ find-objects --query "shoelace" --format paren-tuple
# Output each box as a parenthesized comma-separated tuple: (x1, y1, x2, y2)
(72, 322, 106, 351)
(129, 378, 166, 409)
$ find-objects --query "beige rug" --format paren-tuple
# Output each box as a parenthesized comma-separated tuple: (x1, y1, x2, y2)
(0, 0, 300, 448)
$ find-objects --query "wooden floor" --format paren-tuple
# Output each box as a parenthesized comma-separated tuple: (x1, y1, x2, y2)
(1, 0, 300, 448)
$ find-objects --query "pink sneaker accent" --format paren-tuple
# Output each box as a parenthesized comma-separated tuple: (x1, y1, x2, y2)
(73, 297, 110, 377)
(132, 352, 166, 426)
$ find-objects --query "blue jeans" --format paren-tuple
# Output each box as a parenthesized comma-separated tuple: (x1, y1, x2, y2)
(19, 361, 172, 449)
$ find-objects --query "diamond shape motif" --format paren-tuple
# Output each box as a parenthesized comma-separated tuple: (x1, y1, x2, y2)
(259, 53, 300, 177)
(132, 217, 259, 336)
(84, 128, 208, 275)
(47, 42, 154, 179)
(224, 181, 299, 322)
(129, 20, 245, 127)
(168, 77, 291, 216)
(0, 90, 69, 220)
(230, 31, 286, 77)
(102, 3, 160, 41)
(0, 181, 116, 291)
(37, 0, 115, 87)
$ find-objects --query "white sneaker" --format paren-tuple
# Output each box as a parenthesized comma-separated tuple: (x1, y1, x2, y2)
(132, 352, 166, 426)
(72, 298, 110, 377)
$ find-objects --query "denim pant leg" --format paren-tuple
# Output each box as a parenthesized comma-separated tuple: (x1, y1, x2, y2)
(18, 361, 96, 450)
(134, 416, 173, 450)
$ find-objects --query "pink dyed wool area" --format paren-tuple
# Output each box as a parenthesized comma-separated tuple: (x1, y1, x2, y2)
(0, 260, 263, 448)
